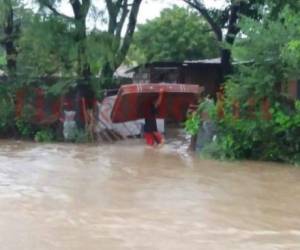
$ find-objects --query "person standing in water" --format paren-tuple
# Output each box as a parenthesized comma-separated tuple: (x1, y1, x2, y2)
(143, 88, 164, 146)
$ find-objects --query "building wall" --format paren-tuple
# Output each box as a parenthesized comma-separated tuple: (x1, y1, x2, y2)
(132, 63, 222, 97)
(182, 64, 221, 97)
(149, 66, 182, 83)
(133, 64, 299, 101)
(133, 68, 150, 84)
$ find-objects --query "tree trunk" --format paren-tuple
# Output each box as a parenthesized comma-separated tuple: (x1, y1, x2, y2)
(5, 39, 17, 77)
(184, 0, 238, 85)
(220, 49, 232, 82)
(73, 11, 93, 128)
(74, 18, 90, 81)
(3, 0, 17, 77)
(101, 0, 142, 89)
(101, 63, 115, 89)
(220, 3, 240, 83)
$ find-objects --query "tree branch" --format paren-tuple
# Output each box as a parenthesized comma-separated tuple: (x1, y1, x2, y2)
(38, 0, 74, 21)
(116, 0, 129, 38)
(106, 0, 118, 34)
(183, 0, 223, 41)
(118, 0, 142, 66)
(81, 0, 91, 18)
(70, 0, 81, 19)
(225, 3, 240, 45)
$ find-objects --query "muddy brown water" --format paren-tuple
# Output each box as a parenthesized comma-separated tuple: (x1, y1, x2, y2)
(0, 133, 300, 250)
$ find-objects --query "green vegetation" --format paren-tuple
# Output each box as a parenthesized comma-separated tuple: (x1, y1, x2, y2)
(0, 91, 15, 135)
(128, 6, 219, 64)
(201, 101, 300, 163)
(0, 0, 143, 140)
(34, 129, 55, 142)
(186, 7, 300, 165)
(0, 54, 5, 66)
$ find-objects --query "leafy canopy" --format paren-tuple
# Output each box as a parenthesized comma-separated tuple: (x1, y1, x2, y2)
(228, 7, 300, 102)
(128, 6, 219, 64)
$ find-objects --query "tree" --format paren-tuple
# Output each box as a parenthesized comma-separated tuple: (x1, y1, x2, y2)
(38, 0, 92, 81)
(38, 0, 142, 89)
(100, 0, 142, 88)
(279, 9, 300, 78)
(183, 0, 266, 83)
(185, 7, 300, 164)
(0, 0, 21, 77)
(183, 0, 300, 83)
(18, 14, 77, 79)
(228, 7, 300, 102)
(127, 6, 219, 64)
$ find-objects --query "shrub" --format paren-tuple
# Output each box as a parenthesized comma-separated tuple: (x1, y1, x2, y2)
(15, 103, 40, 139)
(0, 97, 15, 135)
(184, 98, 216, 136)
(200, 101, 300, 165)
(34, 129, 55, 142)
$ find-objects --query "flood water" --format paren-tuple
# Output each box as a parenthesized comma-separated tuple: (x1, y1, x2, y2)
(0, 133, 300, 250)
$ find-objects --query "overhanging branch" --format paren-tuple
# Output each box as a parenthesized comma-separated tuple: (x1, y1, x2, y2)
(38, 0, 74, 21)
(183, 0, 223, 41)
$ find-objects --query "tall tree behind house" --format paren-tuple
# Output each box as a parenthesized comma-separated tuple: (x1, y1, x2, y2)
(183, 0, 264, 83)
(183, 0, 300, 84)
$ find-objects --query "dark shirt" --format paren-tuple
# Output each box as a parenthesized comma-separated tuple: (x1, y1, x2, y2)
(144, 104, 158, 132)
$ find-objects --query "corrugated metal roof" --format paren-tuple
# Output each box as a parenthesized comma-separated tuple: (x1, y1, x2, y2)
(184, 58, 221, 64)
(126, 57, 251, 73)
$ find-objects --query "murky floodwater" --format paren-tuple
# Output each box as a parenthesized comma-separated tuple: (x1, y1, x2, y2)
(0, 133, 300, 250)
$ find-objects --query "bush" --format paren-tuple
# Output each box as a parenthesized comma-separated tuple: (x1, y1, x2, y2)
(201, 101, 300, 165)
(34, 129, 55, 142)
(184, 98, 216, 136)
(0, 97, 15, 135)
(184, 113, 200, 136)
(15, 104, 37, 139)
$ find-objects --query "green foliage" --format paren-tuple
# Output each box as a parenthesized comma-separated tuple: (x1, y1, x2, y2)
(228, 7, 300, 104)
(185, 113, 200, 136)
(188, 7, 300, 165)
(185, 98, 216, 136)
(18, 14, 77, 78)
(34, 128, 54, 142)
(15, 103, 36, 138)
(280, 10, 300, 78)
(0, 52, 5, 66)
(128, 6, 219, 64)
(15, 118, 34, 138)
(209, 102, 300, 164)
(0, 87, 15, 134)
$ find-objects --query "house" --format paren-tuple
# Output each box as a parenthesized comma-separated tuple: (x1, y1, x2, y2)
(128, 58, 300, 100)
(128, 59, 222, 97)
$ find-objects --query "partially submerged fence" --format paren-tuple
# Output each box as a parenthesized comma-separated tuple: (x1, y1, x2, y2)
(14, 87, 164, 141)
